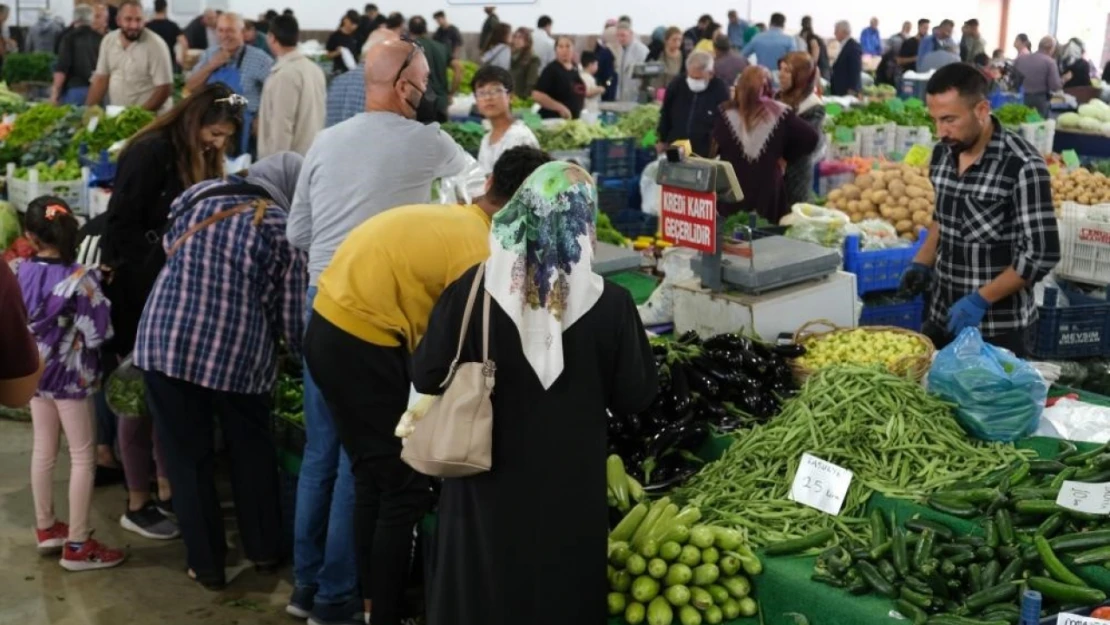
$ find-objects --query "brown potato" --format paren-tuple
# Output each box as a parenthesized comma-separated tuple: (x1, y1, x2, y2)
(912, 210, 931, 225)
(855, 174, 874, 188)
(828, 189, 845, 202)
(905, 186, 927, 199)
(895, 219, 914, 234)
(842, 184, 862, 200)
(890, 207, 911, 222)
(848, 200, 862, 213)
(898, 196, 911, 207)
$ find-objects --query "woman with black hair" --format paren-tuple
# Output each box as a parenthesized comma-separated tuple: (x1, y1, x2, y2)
(95, 82, 244, 541)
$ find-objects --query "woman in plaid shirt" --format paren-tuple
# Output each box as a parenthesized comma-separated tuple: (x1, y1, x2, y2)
(900, 63, 1060, 355)
(133, 153, 308, 590)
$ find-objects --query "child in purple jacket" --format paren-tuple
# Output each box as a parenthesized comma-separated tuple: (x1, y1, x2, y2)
(13, 196, 125, 572)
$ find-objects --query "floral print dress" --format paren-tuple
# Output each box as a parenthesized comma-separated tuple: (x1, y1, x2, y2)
(12, 258, 113, 399)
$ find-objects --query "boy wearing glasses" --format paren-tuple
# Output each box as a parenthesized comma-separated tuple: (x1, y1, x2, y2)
(473, 65, 539, 178)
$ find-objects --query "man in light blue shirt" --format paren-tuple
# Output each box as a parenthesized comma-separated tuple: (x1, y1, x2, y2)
(917, 19, 955, 71)
(727, 10, 748, 49)
(741, 12, 796, 70)
(860, 18, 882, 56)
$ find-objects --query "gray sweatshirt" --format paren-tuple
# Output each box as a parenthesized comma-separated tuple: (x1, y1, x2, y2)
(287, 111, 472, 284)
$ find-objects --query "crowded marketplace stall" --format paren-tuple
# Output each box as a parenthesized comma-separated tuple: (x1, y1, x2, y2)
(3, 2, 1110, 625)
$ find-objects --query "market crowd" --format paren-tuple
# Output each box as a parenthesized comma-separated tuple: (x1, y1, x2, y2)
(0, 3, 1065, 625)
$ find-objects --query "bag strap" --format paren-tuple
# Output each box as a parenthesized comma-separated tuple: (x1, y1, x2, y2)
(441, 263, 486, 388)
(165, 198, 269, 258)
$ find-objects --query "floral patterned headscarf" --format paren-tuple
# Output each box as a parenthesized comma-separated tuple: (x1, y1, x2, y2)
(487, 161, 606, 389)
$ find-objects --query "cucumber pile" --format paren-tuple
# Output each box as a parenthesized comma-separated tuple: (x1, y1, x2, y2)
(810, 441, 1110, 623)
(608, 499, 761, 625)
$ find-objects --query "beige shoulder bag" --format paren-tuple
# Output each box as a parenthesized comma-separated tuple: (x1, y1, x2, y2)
(401, 264, 496, 478)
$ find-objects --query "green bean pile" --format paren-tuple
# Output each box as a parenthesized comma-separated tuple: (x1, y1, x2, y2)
(673, 365, 1034, 547)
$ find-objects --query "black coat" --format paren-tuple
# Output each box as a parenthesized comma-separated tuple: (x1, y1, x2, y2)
(657, 75, 730, 158)
(831, 38, 863, 96)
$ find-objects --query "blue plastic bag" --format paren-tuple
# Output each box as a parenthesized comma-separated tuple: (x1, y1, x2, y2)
(927, 328, 1048, 442)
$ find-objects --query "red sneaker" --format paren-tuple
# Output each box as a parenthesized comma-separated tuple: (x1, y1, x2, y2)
(35, 521, 69, 554)
(59, 538, 126, 572)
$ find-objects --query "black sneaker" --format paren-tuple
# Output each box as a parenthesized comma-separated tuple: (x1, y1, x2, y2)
(120, 502, 181, 540)
(155, 497, 174, 518)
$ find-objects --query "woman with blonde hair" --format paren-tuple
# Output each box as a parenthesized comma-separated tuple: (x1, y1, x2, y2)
(711, 65, 819, 222)
(777, 51, 826, 206)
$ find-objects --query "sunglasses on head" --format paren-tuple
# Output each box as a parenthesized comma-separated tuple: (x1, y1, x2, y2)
(215, 93, 248, 109)
(394, 34, 420, 85)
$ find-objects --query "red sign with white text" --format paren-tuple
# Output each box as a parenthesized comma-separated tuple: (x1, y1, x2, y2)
(660, 185, 717, 254)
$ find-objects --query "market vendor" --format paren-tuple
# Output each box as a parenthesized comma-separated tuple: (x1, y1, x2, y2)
(655, 51, 729, 158)
(532, 35, 586, 120)
(901, 63, 1060, 355)
(302, 146, 551, 625)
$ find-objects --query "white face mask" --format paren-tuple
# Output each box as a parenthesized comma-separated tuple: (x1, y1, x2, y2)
(687, 77, 708, 92)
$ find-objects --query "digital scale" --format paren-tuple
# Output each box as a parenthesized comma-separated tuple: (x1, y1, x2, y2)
(632, 62, 664, 103)
(655, 152, 840, 294)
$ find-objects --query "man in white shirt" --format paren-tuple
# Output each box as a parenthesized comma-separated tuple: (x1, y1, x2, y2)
(615, 22, 649, 102)
(532, 15, 555, 68)
(472, 65, 538, 176)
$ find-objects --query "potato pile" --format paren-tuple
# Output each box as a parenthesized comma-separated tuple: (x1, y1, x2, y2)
(1050, 168, 1110, 211)
(825, 163, 936, 241)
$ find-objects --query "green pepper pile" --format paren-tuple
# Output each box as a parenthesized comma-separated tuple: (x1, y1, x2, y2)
(14, 160, 81, 181)
(536, 120, 627, 151)
(448, 60, 479, 94)
(597, 212, 628, 246)
(995, 103, 1035, 127)
(808, 440, 1110, 623)
(615, 104, 661, 139)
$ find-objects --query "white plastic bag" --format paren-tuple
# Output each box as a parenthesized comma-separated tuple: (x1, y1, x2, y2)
(1035, 398, 1110, 444)
(638, 246, 697, 325)
(434, 152, 488, 205)
(784, 203, 851, 247)
(640, 156, 663, 217)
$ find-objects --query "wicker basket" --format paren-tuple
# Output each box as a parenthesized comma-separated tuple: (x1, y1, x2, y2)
(790, 319, 935, 383)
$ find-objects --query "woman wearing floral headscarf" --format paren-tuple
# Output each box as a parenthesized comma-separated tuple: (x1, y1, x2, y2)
(413, 162, 657, 625)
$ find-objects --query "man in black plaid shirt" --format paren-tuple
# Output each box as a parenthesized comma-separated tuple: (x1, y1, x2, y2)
(900, 63, 1060, 356)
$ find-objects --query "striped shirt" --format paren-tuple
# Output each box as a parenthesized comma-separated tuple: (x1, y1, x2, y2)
(326, 63, 365, 128)
(193, 44, 274, 114)
(928, 117, 1060, 335)
(134, 178, 308, 394)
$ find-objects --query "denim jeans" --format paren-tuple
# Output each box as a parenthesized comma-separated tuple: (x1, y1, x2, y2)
(60, 87, 89, 106)
(293, 287, 358, 606)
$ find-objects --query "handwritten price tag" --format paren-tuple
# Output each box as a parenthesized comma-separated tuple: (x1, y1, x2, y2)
(1057, 614, 1110, 624)
(1062, 149, 1081, 169)
(790, 453, 853, 515)
(1056, 481, 1110, 515)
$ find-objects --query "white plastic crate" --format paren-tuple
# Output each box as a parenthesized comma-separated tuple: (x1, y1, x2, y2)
(825, 132, 862, 159)
(6, 162, 90, 215)
(857, 123, 897, 158)
(1021, 120, 1057, 156)
(1056, 201, 1110, 286)
(88, 187, 112, 219)
(894, 126, 934, 157)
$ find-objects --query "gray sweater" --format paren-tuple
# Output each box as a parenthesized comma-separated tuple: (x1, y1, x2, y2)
(287, 111, 472, 284)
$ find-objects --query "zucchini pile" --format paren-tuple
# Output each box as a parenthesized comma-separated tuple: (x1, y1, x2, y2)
(608, 499, 762, 625)
(810, 441, 1110, 623)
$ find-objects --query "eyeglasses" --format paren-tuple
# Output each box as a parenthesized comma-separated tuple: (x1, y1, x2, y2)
(394, 34, 422, 85)
(215, 94, 248, 109)
(475, 87, 508, 99)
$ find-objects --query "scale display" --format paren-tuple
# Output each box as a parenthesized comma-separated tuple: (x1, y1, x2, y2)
(657, 163, 712, 192)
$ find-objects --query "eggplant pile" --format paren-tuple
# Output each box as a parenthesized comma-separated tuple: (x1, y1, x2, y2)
(608, 331, 799, 491)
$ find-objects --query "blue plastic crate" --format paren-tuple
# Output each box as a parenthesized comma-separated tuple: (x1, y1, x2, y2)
(989, 89, 1024, 110)
(843, 231, 927, 297)
(634, 148, 655, 176)
(78, 145, 117, 185)
(611, 209, 658, 238)
(860, 296, 924, 331)
(1033, 287, 1110, 359)
(590, 138, 637, 178)
(597, 176, 638, 215)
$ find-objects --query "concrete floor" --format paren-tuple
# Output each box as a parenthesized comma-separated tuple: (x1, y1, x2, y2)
(0, 418, 294, 625)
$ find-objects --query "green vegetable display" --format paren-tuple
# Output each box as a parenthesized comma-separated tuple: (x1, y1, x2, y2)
(2, 53, 56, 84)
(597, 212, 628, 246)
(6, 103, 72, 147)
(275, 373, 304, 425)
(609, 500, 762, 625)
(105, 365, 146, 419)
(995, 103, 1035, 127)
(616, 105, 661, 139)
(447, 60, 479, 94)
(0, 202, 20, 250)
(672, 366, 1032, 547)
(72, 106, 156, 155)
(14, 160, 81, 181)
(441, 121, 484, 154)
(0, 82, 27, 115)
(536, 120, 626, 151)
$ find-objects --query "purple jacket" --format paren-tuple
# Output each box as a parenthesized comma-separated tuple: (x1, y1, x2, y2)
(13, 258, 113, 399)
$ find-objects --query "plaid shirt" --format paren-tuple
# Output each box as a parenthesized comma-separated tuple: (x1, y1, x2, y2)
(928, 116, 1060, 335)
(134, 178, 308, 394)
(326, 64, 365, 128)
(193, 44, 273, 114)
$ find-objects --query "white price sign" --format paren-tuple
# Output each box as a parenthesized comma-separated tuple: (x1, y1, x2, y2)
(1056, 481, 1110, 515)
(789, 453, 853, 515)
(1057, 614, 1110, 624)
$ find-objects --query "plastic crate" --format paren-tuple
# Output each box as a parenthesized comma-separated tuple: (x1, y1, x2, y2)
(611, 209, 658, 238)
(6, 162, 90, 214)
(78, 145, 117, 185)
(634, 148, 656, 176)
(860, 296, 924, 331)
(550, 149, 591, 172)
(1032, 286, 1110, 359)
(1056, 202, 1110, 286)
(597, 176, 637, 216)
(989, 89, 1024, 110)
(843, 230, 927, 297)
(589, 137, 637, 178)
